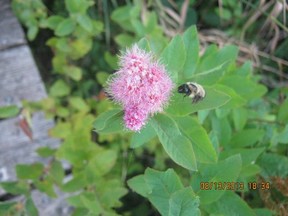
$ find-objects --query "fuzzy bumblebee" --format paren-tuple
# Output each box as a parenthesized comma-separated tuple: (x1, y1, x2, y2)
(177, 82, 206, 103)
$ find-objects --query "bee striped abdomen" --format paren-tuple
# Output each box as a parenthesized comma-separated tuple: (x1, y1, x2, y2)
(177, 82, 205, 103)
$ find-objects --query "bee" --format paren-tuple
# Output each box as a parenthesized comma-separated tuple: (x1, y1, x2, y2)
(177, 82, 206, 103)
(103, 89, 114, 101)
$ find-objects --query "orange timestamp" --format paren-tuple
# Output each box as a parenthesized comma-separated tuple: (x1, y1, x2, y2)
(248, 181, 270, 190)
(200, 181, 271, 191)
(200, 182, 245, 190)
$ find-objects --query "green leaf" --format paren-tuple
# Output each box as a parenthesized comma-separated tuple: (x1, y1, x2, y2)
(69, 97, 90, 112)
(50, 109, 67, 123)
(130, 6, 145, 35)
(0, 202, 17, 214)
(77, 14, 93, 32)
(49, 80, 71, 97)
(55, 18, 76, 36)
(219, 147, 265, 166)
(80, 193, 104, 214)
(211, 115, 232, 146)
(50, 161, 64, 185)
(0, 181, 30, 195)
(254, 208, 274, 216)
(96, 179, 128, 208)
(257, 153, 288, 178)
(65, 0, 80, 13)
(87, 150, 117, 177)
(25, 197, 38, 216)
(198, 110, 210, 124)
(143, 11, 157, 32)
(277, 99, 288, 123)
(71, 208, 89, 216)
(151, 114, 197, 171)
(70, 38, 92, 59)
(93, 109, 124, 134)
(27, 25, 38, 41)
(16, 163, 44, 180)
(46, 16, 64, 30)
(144, 168, 185, 215)
(215, 107, 230, 118)
(182, 26, 199, 79)
(168, 188, 200, 216)
(62, 172, 87, 192)
(200, 44, 218, 59)
(137, 38, 151, 51)
(34, 179, 57, 198)
(232, 108, 248, 131)
(193, 155, 242, 204)
(220, 75, 267, 100)
(56, 38, 70, 52)
(167, 86, 230, 116)
(49, 122, 71, 139)
(111, 5, 134, 32)
(36, 147, 56, 158)
(127, 175, 151, 197)
(64, 65, 82, 81)
(92, 20, 103, 35)
(51, 54, 67, 72)
(96, 72, 110, 86)
(0, 105, 19, 119)
(240, 164, 261, 178)
(65, 0, 92, 14)
(130, 121, 156, 148)
(115, 33, 135, 47)
(213, 84, 246, 109)
(66, 194, 86, 207)
(129, 17, 144, 34)
(56, 141, 90, 166)
(231, 129, 265, 147)
(209, 130, 220, 153)
(235, 61, 253, 76)
(218, 8, 232, 20)
(69, 193, 111, 216)
(195, 45, 238, 74)
(130, 169, 201, 216)
(192, 61, 228, 85)
(104, 52, 118, 70)
(175, 116, 217, 163)
(149, 34, 168, 55)
(160, 35, 186, 83)
(277, 124, 288, 144)
(203, 191, 255, 216)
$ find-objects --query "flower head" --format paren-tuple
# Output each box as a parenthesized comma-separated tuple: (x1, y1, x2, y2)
(107, 44, 174, 131)
(124, 104, 149, 131)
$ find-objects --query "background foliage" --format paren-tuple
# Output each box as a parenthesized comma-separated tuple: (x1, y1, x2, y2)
(1, 0, 288, 215)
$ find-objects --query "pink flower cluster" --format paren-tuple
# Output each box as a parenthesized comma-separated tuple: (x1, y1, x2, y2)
(107, 44, 174, 131)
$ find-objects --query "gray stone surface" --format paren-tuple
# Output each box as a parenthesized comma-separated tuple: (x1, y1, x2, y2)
(0, 46, 47, 107)
(0, 0, 26, 50)
(0, 1, 70, 215)
(0, 112, 59, 181)
(32, 189, 74, 216)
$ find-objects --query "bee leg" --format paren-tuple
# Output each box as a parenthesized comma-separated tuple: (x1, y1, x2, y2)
(192, 95, 203, 103)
